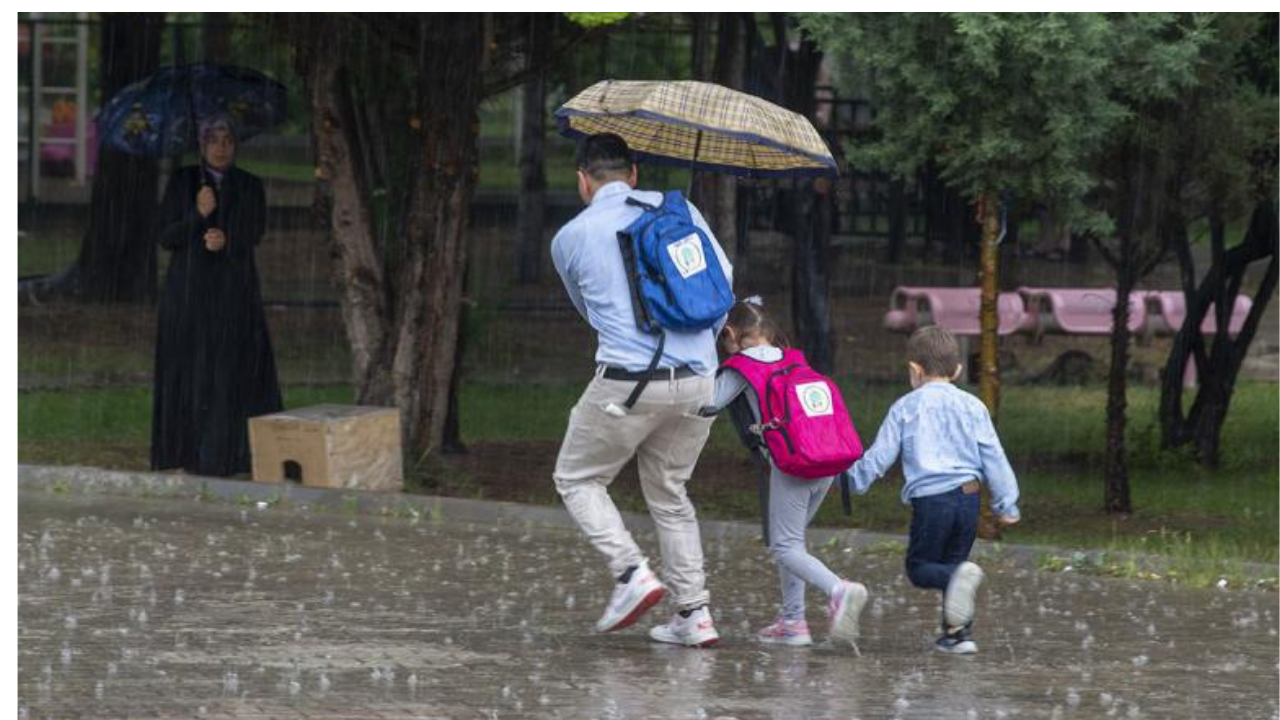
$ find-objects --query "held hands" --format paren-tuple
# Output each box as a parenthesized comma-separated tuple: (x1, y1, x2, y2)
(995, 514, 1020, 527)
(196, 186, 217, 218)
(203, 228, 226, 252)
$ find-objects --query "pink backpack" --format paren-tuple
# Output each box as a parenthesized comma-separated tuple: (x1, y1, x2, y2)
(721, 348, 864, 479)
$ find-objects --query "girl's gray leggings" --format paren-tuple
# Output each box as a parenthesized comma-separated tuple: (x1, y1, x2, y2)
(768, 468, 841, 621)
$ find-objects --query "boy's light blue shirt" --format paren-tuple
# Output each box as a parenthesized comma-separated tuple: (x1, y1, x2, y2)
(551, 181, 733, 375)
(847, 381, 1021, 519)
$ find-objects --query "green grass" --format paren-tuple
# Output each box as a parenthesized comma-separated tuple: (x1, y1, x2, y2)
(235, 159, 316, 183)
(20, 378, 1277, 579)
(18, 227, 80, 278)
(18, 384, 351, 468)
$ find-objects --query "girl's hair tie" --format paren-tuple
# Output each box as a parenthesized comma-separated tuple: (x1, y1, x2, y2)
(743, 295, 764, 307)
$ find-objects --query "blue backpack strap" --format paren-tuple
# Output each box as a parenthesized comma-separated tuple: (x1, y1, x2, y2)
(625, 193, 659, 212)
(660, 189, 693, 221)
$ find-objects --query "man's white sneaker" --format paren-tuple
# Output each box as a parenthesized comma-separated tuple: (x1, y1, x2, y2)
(944, 562, 985, 630)
(595, 561, 666, 633)
(828, 580, 869, 643)
(648, 606, 720, 648)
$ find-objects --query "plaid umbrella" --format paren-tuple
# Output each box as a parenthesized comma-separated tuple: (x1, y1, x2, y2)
(555, 80, 837, 178)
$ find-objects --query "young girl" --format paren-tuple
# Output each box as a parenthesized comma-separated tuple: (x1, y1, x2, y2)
(703, 298, 868, 646)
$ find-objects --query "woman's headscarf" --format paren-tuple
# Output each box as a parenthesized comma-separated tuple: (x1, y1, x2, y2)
(197, 114, 237, 146)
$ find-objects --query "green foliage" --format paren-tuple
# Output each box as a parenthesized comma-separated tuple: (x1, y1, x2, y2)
(796, 13, 1239, 233)
(564, 13, 630, 29)
(800, 14, 1117, 219)
(1163, 13, 1278, 219)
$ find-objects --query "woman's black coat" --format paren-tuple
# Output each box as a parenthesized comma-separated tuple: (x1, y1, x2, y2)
(151, 164, 282, 476)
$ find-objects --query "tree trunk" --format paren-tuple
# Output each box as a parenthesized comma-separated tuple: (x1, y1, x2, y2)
(202, 12, 232, 61)
(516, 14, 548, 285)
(690, 13, 744, 270)
(944, 186, 969, 265)
(1195, 250, 1278, 462)
(72, 13, 164, 303)
(792, 178, 835, 374)
(442, 268, 470, 455)
(1104, 269, 1134, 514)
(886, 177, 907, 263)
(976, 193, 1002, 417)
(1160, 202, 1279, 465)
(304, 27, 394, 405)
(975, 192, 1004, 539)
(391, 17, 485, 461)
(780, 34, 834, 373)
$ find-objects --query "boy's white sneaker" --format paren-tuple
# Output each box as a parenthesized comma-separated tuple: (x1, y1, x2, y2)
(649, 606, 720, 648)
(828, 580, 869, 642)
(595, 561, 666, 633)
(934, 625, 979, 655)
(944, 561, 985, 629)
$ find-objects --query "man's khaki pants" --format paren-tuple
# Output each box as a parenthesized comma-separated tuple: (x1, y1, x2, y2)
(554, 372, 716, 610)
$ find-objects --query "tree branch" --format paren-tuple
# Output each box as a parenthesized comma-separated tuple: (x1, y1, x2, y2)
(482, 23, 595, 98)
(1090, 233, 1120, 269)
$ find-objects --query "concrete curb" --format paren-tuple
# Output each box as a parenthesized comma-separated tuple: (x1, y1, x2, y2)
(17, 464, 1275, 586)
(16, 463, 934, 550)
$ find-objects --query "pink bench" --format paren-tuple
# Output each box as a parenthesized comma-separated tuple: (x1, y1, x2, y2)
(882, 286, 1029, 337)
(1017, 287, 1147, 336)
(1144, 291, 1253, 337)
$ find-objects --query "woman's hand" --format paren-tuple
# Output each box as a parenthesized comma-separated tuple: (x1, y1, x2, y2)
(196, 186, 217, 218)
(203, 228, 227, 252)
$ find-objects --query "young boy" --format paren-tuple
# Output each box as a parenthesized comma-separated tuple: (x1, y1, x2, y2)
(843, 325, 1020, 654)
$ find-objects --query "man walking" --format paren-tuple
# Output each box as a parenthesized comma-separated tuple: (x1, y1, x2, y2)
(551, 133, 732, 647)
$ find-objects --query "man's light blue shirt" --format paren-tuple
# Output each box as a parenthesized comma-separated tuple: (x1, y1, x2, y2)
(846, 382, 1021, 518)
(551, 181, 733, 375)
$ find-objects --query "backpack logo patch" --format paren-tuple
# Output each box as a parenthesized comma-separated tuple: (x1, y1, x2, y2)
(667, 234, 707, 279)
(795, 382, 834, 417)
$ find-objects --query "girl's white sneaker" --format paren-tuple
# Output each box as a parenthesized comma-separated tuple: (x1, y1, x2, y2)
(828, 580, 869, 642)
(757, 617, 813, 646)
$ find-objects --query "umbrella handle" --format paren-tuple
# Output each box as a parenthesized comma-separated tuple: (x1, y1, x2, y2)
(686, 130, 704, 196)
(197, 165, 220, 231)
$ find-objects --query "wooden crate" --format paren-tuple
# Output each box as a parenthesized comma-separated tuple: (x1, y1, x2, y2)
(249, 405, 403, 492)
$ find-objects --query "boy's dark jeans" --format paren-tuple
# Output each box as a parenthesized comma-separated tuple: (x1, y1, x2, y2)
(905, 485, 980, 591)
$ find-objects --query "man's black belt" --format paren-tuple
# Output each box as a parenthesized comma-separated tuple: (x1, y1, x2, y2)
(601, 365, 699, 382)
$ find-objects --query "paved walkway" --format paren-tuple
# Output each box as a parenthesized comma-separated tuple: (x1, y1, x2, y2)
(18, 477, 1279, 719)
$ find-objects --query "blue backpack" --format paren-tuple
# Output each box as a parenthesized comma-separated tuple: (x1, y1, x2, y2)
(611, 190, 734, 412)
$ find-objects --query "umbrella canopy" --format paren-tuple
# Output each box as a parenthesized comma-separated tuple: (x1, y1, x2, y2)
(555, 80, 837, 178)
(96, 63, 288, 157)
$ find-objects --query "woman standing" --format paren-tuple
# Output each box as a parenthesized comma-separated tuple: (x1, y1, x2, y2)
(151, 115, 282, 476)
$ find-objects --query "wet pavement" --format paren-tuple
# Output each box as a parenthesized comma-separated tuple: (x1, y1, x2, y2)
(18, 488, 1279, 719)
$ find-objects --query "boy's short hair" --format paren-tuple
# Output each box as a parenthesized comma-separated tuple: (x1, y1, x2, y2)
(575, 133, 635, 181)
(907, 325, 961, 377)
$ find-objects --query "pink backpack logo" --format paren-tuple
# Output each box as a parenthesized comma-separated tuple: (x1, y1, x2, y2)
(721, 349, 864, 479)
